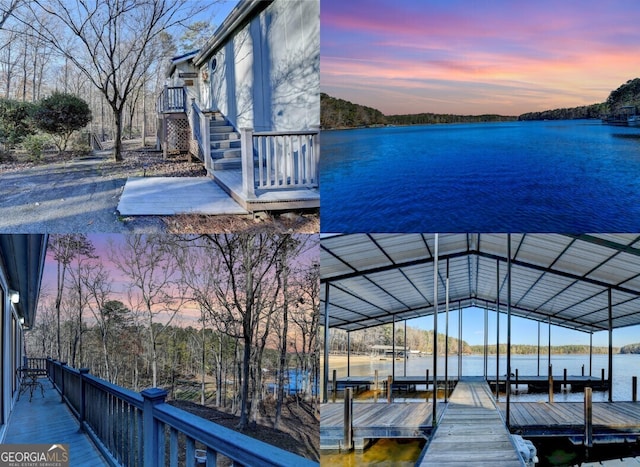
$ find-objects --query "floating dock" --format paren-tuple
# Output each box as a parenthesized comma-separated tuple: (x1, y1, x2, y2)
(417, 378, 524, 466)
(320, 401, 443, 450)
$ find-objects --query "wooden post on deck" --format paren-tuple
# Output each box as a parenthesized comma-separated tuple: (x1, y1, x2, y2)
(601, 368, 605, 381)
(374, 370, 379, 402)
(240, 128, 256, 199)
(425, 370, 430, 401)
(548, 365, 554, 404)
(387, 376, 393, 404)
(582, 365, 585, 376)
(142, 388, 168, 467)
(515, 369, 519, 390)
(344, 387, 353, 451)
(332, 370, 337, 403)
(584, 387, 593, 448)
(633, 376, 637, 402)
(564, 368, 568, 391)
(78, 368, 89, 433)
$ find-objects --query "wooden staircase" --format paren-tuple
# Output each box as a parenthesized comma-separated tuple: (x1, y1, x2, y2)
(209, 112, 241, 171)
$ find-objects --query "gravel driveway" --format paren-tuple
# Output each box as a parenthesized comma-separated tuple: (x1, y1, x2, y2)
(0, 150, 164, 233)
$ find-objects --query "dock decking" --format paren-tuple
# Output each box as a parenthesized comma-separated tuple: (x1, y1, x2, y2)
(418, 378, 524, 466)
(500, 401, 640, 438)
(320, 401, 442, 450)
(2, 379, 107, 466)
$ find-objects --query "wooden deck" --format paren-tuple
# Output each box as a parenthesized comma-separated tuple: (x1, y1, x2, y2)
(213, 169, 320, 212)
(418, 378, 524, 466)
(2, 379, 107, 466)
(320, 401, 441, 450)
(117, 176, 248, 215)
(500, 401, 640, 438)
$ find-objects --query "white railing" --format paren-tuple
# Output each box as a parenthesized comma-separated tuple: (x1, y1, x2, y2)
(241, 129, 319, 197)
(156, 86, 186, 113)
(188, 99, 210, 165)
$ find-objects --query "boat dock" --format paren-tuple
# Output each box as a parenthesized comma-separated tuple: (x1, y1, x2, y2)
(320, 401, 443, 450)
(500, 401, 640, 438)
(417, 378, 524, 466)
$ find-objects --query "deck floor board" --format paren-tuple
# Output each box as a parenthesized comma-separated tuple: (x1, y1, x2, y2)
(2, 380, 106, 466)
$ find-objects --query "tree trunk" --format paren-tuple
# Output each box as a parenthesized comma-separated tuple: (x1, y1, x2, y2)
(113, 107, 124, 162)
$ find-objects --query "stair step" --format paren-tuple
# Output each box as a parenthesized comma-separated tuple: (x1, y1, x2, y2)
(212, 157, 241, 170)
(210, 125, 234, 133)
(210, 119, 230, 126)
(210, 132, 240, 141)
(210, 148, 241, 159)
(210, 139, 241, 150)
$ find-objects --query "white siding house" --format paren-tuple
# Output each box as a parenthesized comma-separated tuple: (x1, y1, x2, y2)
(157, 0, 319, 212)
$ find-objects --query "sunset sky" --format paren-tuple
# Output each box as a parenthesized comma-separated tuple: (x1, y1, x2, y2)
(321, 0, 640, 115)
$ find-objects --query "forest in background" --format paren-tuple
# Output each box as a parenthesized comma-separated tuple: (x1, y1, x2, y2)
(321, 78, 640, 129)
(0, 0, 220, 160)
(324, 325, 615, 356)
(27, 233, 320, 432)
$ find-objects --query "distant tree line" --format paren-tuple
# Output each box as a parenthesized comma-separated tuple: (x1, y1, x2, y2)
(470, 344, 615, 355)
(325, 323, 619, 356)
(620, 343, 640, 354)
(320, 93, 515, 129)
(518, 103, 607, 121)
(320, 93, 385, 129)
(322, 77, 640, 128)
(386, 113, 516, 125)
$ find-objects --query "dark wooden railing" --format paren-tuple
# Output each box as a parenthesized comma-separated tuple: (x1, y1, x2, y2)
(157, 86, 186, 113)
(46, 359, 316, 467)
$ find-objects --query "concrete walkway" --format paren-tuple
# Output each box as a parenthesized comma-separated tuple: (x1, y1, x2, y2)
(118, 176, 247, 215)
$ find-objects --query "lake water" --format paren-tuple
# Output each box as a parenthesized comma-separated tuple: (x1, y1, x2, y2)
(321, 120, 640, 232)
(327, 354, 640, 401)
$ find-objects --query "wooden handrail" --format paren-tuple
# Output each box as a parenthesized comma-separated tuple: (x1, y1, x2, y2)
(46, 358, 315, 466)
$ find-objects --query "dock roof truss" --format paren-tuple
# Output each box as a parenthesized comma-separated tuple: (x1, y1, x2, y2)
(320, 233, 640, 333)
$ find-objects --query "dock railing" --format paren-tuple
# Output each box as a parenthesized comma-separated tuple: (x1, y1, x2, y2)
(156, 86, 186, 113)
(241, 129, 319, 197)
(46, 358, 316, 467)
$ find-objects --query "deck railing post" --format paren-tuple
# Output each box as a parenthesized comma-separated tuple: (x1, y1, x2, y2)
(563, 368, 567, 391)
(60, 362, 67, 403)
(142, 388, 168, 467)
(332, 369, 337, 403)
(79, 368, 89, 432)
(343, 387, 353, 451)
(548, 365, 554, 404)
(426, 369, 429, 401)
(240, 128, 256, 199)
(387, 376, 392, 404)
(601, 368, 605, 381)
(374, 370, 379, 402)
(515, 369, 519, 390)
(582, 364, 585, 377)
(584, 387, 593, 448)
(633, 376, 637, 402)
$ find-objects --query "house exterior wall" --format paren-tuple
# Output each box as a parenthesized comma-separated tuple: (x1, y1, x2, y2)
(0, 263, 25, 442)
(199, 0, 319, 132)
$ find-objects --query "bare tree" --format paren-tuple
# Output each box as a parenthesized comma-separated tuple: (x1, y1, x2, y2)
(48, 234, 95, 360)
(110, 234, 186, 387)
(24, 0, 209, 161)
(0, 0, 21, 30)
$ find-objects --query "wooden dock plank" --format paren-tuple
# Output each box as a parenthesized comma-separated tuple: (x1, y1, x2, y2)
(320, 401, 440, 450)
(419, 380, 524, 466)
(500, 401, 640, 435)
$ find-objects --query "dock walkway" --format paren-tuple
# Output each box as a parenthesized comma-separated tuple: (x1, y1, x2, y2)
(418, 378, 524, 466)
